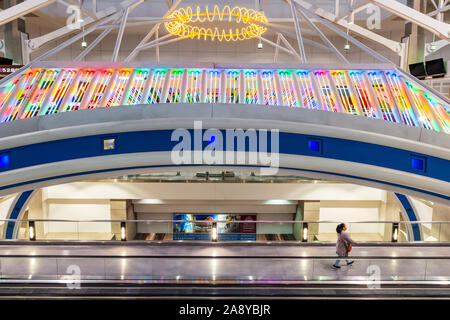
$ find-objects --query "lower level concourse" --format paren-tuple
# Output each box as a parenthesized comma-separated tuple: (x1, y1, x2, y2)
(3, 171, 448, 243)
(0, 171, 449, 298)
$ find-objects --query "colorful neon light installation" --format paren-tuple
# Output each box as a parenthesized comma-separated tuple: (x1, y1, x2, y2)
(104, 69, 132, 107)
(422, 91, 450, 133)
(405, 80, 440, 131)
(166, 69, 184, 103)
(62, 69, 96, 112)
(0, 66, 448, 135)
(226, 70, 240, 104)
(21, 69, 59, 118)
(331, 71, 358, 115)
(185, 70, 201, 103)
(348, 71, 378, 118)
(384, 71, 418, 126)
(0, 75, 20, 115)
(367, 71, 398, 122)
(261, 71, 277, 106)
(125, 69, 149, 105)
(86, 69, 113, 109)
(165, 5, 268, 42)
(314, 70, 339, 112)
(295, 70, 319, 110)
(278, 70, 299, 108)
(205, 70, 220, 103)
(1, 68, 42, 122)
(244, 71, 258, 104)
(147, 69, 167, 104)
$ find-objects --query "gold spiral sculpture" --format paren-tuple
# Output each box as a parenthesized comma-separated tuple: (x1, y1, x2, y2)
(164, 5, 268, 42)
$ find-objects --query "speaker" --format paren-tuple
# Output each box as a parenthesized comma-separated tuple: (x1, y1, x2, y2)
(409, 62, 426, 80)
(0, 57, 13, 65)
(425, 58, 446, 78)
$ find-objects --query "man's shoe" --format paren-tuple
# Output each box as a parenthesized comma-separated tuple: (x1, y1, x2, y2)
(332, 264, 341, 269)
(347, 261, 354, 266)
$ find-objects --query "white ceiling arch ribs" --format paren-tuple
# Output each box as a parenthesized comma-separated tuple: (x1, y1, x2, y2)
(27, 0, 144, 52)
(0, 0, 58, 26)
(289, 0, 403, 54)
(366, 0, 450, 41)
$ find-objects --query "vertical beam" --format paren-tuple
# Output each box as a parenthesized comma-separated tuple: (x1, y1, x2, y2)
(155, 28, 160, 62)
(112, 8, 130, 62)
(273, 33, 281, 62)
(288, 0, 306, 63)
(294, 5, 349, 64)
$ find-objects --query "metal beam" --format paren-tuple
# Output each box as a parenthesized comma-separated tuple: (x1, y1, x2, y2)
(295, 5, 349, 64)
(136, 33, 173, 51)
(74, 18, 119, 61)
(278, 34, 302, 61)
(0, 0, 57, 26)
(28, 0, 143, 51)
(135, 35, 185, 52)
(0, 12, 120, 86)
(288, 0, 306, 63)
(124, 0, 182, 62)
(257, 35, 299, 59)
(57, 0, 97, 19)
(366, 0, 450, 40)
(292, 1, 393, 65)
(290, 0, 402, 53)
(112, 8, 130, 62)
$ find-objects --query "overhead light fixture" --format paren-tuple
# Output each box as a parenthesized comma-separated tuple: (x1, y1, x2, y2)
(29, 221, 36, 241)
(120, 221, 127, 241)
(81, 41, 87, 48)
(392, 223, 399, 242)
(165, 5, 268, 42)
(302, 223, 308, 242)
(257, 39, 263, 49)
(430, 43, 436, 51)
(211, 222, 218, 242)
(344, 43, 350, 50)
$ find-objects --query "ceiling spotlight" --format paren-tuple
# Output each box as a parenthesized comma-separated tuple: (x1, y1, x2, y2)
(344, 43, 350, 50)
(257, 40, 263, 49)
(81, 41, 87, 48)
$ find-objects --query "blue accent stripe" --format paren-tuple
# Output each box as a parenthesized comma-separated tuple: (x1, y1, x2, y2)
(395, 193, 421, 241)
(5, 190, 33, 239)
(0, 130, 448, 200)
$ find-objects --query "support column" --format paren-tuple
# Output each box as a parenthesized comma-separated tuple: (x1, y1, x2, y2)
(406, 0, 426, 65)
(293, 200, 305, 241)
(3, 0, 29, 64)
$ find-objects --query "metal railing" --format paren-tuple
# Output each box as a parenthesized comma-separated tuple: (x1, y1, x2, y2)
(0, 219, 449, 242)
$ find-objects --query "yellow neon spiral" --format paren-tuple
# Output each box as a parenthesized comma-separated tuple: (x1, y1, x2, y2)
(164, 5, 268, 42)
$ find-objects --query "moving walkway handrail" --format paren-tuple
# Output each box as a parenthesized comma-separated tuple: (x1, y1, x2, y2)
(0, 219, 449, 224)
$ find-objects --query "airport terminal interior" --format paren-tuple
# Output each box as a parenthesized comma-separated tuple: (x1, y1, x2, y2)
(0, 0, 448, 301)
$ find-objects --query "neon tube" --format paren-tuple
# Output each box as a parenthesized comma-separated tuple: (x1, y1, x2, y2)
(384, 72, 416, 126)
(22, 69, 59, 118)
(1, 69, 41, 122)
